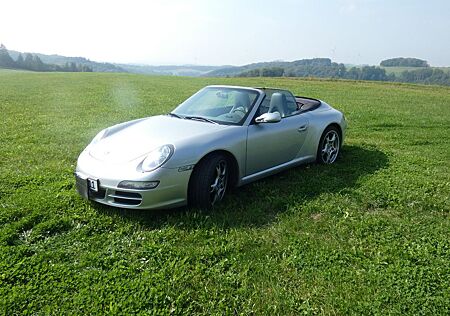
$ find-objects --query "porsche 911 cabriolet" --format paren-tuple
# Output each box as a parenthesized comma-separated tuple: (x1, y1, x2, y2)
(75, 85, 346, 209)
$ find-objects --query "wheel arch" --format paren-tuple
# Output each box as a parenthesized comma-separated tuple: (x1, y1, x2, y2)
(316, 122, 343, 164)
(188, 149, 240, 192)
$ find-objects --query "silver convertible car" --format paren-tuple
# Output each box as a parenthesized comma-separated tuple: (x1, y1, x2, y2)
(75, 85, 346, 210)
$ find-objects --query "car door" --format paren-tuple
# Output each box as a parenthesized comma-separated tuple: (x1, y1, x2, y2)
(246, 114, 310, 176)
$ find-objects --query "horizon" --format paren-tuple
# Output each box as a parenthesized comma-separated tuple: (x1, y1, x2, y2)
(3, 46, 446, 69)
(1, 0, 450, 67)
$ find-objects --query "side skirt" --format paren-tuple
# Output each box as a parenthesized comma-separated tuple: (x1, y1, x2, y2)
(239, 155, 315, 186)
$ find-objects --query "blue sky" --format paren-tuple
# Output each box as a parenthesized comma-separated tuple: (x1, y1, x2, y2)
(1, 0, 449, 66)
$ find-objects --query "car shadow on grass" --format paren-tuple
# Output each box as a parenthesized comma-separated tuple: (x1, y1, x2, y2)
(93, 145, 389, 229)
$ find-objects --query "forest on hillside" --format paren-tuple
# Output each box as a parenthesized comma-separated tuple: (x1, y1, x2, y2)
(0, 45, 92, 72)
(380, 57, 429, 67)
(230, 58, 450, 86)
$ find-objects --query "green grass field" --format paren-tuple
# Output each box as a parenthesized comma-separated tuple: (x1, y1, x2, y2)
(0, 70, 449, 315)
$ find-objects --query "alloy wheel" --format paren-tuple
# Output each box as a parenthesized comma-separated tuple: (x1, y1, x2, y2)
(320, 130, 340, 164)
(209, 159, 228, 205)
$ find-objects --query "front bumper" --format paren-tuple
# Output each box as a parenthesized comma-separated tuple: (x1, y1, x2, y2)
(75, 151, 192, 210)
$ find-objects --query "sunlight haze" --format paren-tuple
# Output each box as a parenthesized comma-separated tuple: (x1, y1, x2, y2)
(1, 0, 449, 66)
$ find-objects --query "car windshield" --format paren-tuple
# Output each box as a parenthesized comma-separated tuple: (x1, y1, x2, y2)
(172, 87, 260, 125)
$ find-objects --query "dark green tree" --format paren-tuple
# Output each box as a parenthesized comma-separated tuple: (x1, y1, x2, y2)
(0, 44, 16, 68)
(261, 67, 284, 77)
(237, 69, 261, 77)
(69, 62, 77, 72)
(32, 55, 46, 71)
(16, 54, 25, 68)
(24, 53, 34, 69)
(81, 64, 93, 72)
(380, 57, 429, 67)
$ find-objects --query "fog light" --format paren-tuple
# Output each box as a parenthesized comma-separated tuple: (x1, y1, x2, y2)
(118, 181, 160, 190)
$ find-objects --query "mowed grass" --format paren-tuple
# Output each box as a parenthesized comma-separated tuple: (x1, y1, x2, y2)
(0, 70, 449, 315)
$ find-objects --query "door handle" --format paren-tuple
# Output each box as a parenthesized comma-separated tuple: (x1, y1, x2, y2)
(298, 125, 308, 132)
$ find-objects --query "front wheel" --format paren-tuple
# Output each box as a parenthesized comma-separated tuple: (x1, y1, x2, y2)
(189, 153, 229, 210)
(317, 126, 341, 164)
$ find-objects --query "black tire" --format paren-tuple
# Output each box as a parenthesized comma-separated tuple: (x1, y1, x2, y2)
(317, 126, 341, 164)
(189, 153, 229, 210)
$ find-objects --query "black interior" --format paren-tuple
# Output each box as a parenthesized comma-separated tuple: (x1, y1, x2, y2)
(295, 96, 321, 113)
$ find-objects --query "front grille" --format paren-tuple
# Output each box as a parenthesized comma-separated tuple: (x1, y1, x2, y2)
(108, 190, 142, 206)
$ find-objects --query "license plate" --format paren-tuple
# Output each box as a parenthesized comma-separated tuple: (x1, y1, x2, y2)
(87, 178, 99, 192)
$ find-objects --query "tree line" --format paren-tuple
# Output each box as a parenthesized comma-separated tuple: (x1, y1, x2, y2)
(0, 45, 92, 72)
(236, 58, 450, 86)
(380, 57, 429, 67)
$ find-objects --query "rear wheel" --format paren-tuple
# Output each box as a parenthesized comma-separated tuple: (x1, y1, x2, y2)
(317, 126, 341, 164)
(189, 153, 229, 210)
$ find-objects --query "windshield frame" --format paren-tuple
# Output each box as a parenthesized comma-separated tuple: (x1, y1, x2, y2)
(172, 86, 263, 126)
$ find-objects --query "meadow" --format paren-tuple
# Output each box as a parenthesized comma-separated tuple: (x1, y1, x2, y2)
(0, 70, 449, 315)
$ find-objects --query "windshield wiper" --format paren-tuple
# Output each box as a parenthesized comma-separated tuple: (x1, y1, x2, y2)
(184, 116, 219, 125)
(167, 112, 184, 119)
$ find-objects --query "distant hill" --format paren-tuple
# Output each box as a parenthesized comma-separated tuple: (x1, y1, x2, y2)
(204, 60, 291, 77)
(0, 45, 93, 72)
(203, 57, 450, 86)
(204, 58, 345, 77)
(2, 46, 449, 85)
(4, 47, 232, 76)
(6, 49, 231, 76)
(8, 50, 127, 73)
(116, 64, 229, 76)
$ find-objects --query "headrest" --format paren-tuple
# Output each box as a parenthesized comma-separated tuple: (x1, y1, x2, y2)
(269, 93, 286, 116)
(234, 92, 251, 108)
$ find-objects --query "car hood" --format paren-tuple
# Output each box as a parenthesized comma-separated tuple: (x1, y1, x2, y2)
(89, 115, 229, 163)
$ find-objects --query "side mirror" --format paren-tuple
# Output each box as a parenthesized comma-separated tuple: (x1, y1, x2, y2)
(255, 112, 281, 123)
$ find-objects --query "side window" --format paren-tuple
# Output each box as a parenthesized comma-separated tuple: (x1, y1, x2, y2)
(256, 97, 270, 117)
(253, 90, 300, 121)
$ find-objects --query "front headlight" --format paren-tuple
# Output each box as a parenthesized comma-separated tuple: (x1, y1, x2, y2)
(141, 144, 174, 172)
